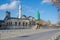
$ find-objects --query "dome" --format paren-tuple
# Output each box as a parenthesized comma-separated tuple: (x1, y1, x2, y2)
(22, 15, 26, 19)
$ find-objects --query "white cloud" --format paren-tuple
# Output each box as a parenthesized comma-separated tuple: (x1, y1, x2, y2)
(40, 10, 45, 14)
(0, 1, 20, 10)
(23, 5, 35, 13)
(26, 7, 34, 13)
(42, 0, 51, 4)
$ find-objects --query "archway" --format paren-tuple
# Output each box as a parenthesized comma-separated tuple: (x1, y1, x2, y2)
(0, 23, 1, 27)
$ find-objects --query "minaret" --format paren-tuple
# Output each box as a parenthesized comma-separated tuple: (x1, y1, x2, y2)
(18, 0, 22, 18)
(34, 10, 40, 20)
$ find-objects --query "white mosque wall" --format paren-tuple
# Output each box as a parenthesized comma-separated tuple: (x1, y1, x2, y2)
(4, 18, 36, 29)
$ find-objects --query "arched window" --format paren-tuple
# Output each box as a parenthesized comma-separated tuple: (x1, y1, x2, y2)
(19, 22, 20, 26)
(0, 23, 1, 27)
(23, 22, 24, 26)
(9, 22, 10, 26)
(11, 22, 12, 26)
(30, 22, 31, 26)
(26, 22, 27, 26)
(7, 23, 8, 26)
(15, 22, 17, 26)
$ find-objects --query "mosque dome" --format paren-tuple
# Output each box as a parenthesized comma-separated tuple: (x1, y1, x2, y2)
(34, 10, 40, 20)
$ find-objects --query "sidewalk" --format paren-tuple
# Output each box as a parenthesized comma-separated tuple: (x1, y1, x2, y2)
(48, 32, 60, 40)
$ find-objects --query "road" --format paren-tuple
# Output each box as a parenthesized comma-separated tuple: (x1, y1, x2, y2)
(1, 30, 60, 40)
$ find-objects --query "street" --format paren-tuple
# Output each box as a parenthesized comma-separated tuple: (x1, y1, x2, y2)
(1, 30, 60, 40)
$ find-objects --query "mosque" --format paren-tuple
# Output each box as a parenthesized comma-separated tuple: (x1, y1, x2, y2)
(0, 1, 40, 29)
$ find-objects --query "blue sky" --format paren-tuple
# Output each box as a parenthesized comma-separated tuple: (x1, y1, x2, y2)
(0, 0, 58, 24)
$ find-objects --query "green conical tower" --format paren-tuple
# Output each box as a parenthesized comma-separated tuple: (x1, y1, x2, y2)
(34, 10, 40, 20)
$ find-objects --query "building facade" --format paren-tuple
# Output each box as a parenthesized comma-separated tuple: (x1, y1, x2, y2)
(2, 11, 36, 29)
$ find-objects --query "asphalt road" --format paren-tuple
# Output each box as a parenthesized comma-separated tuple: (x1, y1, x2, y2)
(1, 30, 60, 40)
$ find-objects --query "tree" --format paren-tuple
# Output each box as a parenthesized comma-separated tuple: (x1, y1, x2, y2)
(47, 20, 52, 26)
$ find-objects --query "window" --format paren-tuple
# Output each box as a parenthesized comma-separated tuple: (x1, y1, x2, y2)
(15, 22, 17, 26)
(0, 24, 1, 27)
(7, 23, 8, 26)
(9, 22, 10, 26)
(26, 22, 27, 26)
(19, 22, 20, 26)
(11, 22, 12, 26)
(23, 22, 24, 26)
(29, 22, 32, 26)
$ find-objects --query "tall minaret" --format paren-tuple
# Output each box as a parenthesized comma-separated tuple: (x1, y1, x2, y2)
(18, 0, 22, 18)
